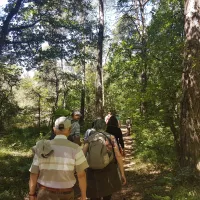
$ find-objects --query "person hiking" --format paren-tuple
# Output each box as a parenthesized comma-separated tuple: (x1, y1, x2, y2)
(126, 117, 132, 136)
(68, 110, 82, 145)
(29, 116, 88, 200)
(83, 118, 126, 200)
(106, 115, 125, 157)
(50, 110, 82, 145)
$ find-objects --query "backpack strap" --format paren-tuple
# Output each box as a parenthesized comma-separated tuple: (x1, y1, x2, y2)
(99, 132, 117, 163)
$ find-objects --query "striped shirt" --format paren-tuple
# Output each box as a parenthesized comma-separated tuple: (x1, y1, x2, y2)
(29, 135, 88, 188)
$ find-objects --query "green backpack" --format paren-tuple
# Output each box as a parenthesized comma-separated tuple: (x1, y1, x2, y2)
(87, 131, 115, 169)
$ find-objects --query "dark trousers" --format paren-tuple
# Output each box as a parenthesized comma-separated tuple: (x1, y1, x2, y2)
(90, 195, 112, 200)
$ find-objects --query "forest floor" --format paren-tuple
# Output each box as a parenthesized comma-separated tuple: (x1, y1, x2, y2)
(1, 126, 200, 199)
(111, 127, 164, 200)
(75, 126, 171, 200)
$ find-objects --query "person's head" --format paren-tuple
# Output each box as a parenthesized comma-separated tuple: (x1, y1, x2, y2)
(71, 110, 82, 121)
(91, 117, 101, 128)
(93, 118, 106, 131)
(108, 111, 111, 116)
(107, 115, 118, 127)
(53, 116, 71, 136)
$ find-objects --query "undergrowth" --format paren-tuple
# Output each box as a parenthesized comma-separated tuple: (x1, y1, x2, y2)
(0, 124, 200, 200)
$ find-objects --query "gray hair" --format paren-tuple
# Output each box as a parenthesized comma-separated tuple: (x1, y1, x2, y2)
(94, 119, 106, 131)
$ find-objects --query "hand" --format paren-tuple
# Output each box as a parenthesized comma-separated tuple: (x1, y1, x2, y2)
(119, 148, 126, 157)
(29, 193, 37, 200)
(121, 174, 127, 186)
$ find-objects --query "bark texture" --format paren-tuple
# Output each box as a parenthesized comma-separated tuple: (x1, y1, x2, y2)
(96, 0, 104, 118)
(180, 0, 200, 169)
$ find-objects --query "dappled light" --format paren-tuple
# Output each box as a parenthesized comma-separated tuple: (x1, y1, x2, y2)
(1, 0, 200, 199)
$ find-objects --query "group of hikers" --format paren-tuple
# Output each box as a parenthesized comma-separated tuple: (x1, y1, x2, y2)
(28, 110, 132, 200)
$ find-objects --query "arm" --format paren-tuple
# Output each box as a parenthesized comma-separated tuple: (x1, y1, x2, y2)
(29, 148, 40, 199)
(77, 170, 87, 200)
(75, 147, 89, 199)
(114, 147, 126, 185)
(82, 143, 89, 156)
(29, 173, 39, 200)
(118, 129, 125, 156)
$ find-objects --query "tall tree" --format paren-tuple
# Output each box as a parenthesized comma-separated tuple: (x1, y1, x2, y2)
(96, 0, 104, 118)
(116, 0, 151, 115)
(0, 0, 92, 69)
(180, 0, 200, 169)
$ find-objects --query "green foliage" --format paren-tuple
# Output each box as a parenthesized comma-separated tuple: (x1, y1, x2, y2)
(54, 108, 70, 118)
(0, 64, 22, 132)
(105, 0, 184, 167)
(133, 116, 176, 167)
(0, 129, 37, 200)
(0, 0, 198, 199)
(152, 194, 171, 200)
(172, 186, 200, 200)
(1, 0, 94, 69)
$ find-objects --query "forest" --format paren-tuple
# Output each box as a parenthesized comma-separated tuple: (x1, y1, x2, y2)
(0, 0, 200, 199)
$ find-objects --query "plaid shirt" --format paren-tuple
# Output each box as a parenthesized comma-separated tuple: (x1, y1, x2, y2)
(29, 135, 88, 188)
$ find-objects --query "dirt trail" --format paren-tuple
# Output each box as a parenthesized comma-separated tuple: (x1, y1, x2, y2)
(75, 126, 144, 200)
(111, 126, 143, 200)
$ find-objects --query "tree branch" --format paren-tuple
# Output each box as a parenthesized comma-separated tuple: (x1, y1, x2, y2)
(143, 0, 151, 7)
(1, 0, 23, 36)
(0, 0, 23, 53)
(8, 19, 41, 32)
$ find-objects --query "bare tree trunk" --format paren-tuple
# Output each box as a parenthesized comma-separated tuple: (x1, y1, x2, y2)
(96, 0, 104, 118)
(80, 55, 86, 124)
(63, 89, 68, 109)
(179, 0, 200, 169)
(53, 68, 59, 110)
(38, 94, 41, 131)
(139, 0, 148, 115)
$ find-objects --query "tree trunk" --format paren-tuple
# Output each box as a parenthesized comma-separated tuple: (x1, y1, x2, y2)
(179, 0, 200, 169)
(38, 94, 41, 131)
(80, 58, 86, 124)
(96, 0, 104, 118)
(140, 0, 148, 115)
(53, 68, 59, 110)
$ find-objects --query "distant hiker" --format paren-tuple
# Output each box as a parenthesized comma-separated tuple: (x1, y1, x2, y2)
(106, 115, 125, 157)
(126, 117, 132, 136)
(29, 116, 88, 200)
(50, 110, 82, 146)
(105, 111, 111, 124)
(68, 110, 82, 146)
(83, 118, 126, 200)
